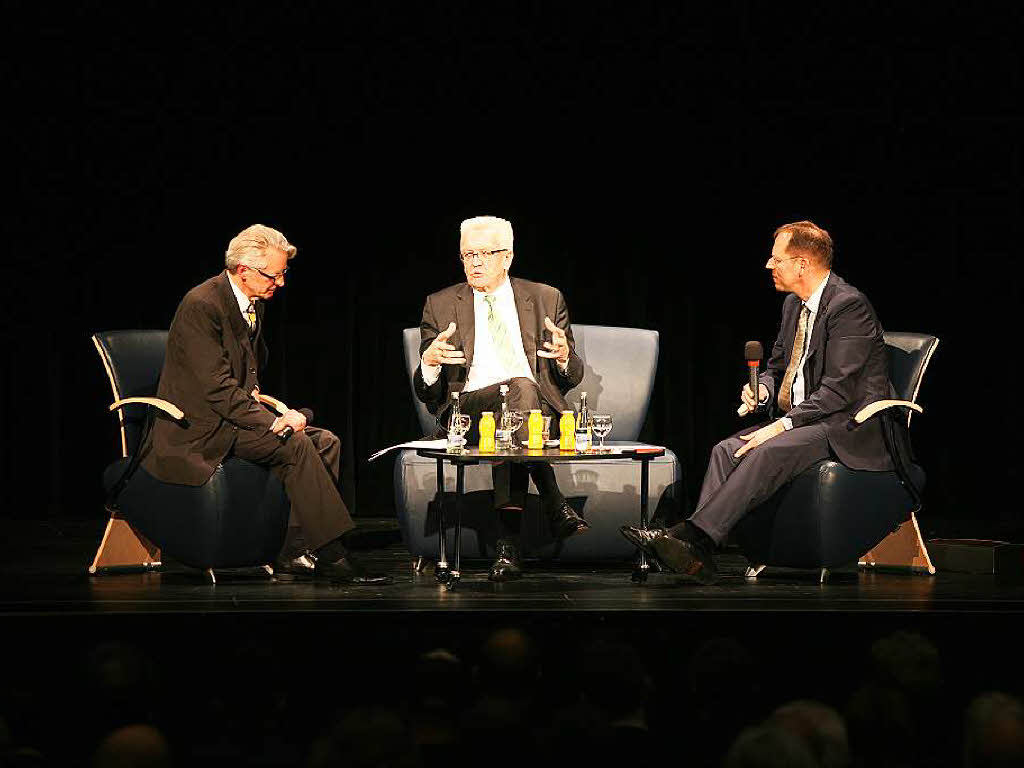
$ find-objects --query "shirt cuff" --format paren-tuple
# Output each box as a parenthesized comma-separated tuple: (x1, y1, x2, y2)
(781, 417, 793, 431)
(420, 362, 442, 386)
(758, 389, 769, 406)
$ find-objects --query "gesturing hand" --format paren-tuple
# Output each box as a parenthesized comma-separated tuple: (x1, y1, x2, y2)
(537, 316, 569, 365)
(422, 322, 467, 367)
(734, 420, 786, 459)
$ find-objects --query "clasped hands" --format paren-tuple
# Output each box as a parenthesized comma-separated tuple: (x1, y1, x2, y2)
(421, 317, 570, 367)
(735, 383, 785, 458)
(252, 386, 307, 435)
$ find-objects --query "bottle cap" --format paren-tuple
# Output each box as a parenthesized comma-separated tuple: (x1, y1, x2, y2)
(530, 409, 540, 413)
(482, 411, 493, 415)
(562, 410, 573, 415)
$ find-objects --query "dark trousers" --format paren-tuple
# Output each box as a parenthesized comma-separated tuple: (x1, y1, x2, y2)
(455, 378, 566, 540)
(233, 424, 354, 555)
(675, 420, 831, 545)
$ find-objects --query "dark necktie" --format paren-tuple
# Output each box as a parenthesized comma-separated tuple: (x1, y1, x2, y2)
(778, 305, 810, 413)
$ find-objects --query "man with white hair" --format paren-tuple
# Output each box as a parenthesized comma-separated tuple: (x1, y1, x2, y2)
(142, 224, 390, 584)
(414, 215, 590, 581)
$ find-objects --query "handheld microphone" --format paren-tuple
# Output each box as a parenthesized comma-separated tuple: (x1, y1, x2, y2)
(737, 341, 764, 416)
(278, 407, 314, 442)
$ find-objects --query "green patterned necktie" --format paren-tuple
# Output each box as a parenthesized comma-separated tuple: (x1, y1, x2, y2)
(484, 294, 519, 375)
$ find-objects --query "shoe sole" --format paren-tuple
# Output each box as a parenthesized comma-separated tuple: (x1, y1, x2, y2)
(650, 536, 718, 585)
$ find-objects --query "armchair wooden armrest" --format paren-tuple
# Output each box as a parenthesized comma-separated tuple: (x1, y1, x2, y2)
(255, 392, 289, 415)
(853, 399, 923, 424)
(110, 397, 185, 421)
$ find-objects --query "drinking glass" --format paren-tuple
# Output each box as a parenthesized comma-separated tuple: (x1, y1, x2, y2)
(447, 413, 471, 453)
(591, 413, 612, 452)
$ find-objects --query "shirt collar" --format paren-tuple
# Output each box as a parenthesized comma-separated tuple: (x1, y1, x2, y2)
(804, 271, 830, 314)
(226, 270, 255, 315)
(473, 275, 512, 303)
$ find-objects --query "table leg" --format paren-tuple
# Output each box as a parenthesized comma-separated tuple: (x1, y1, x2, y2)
(434, 458, 450, 585)
(631, 457, 651, 583)
(447, 463, 465, 591)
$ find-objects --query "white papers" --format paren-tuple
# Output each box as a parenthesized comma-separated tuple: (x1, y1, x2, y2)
(368, 439, 448, 462)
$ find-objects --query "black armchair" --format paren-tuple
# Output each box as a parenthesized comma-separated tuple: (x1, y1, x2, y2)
(732, 332, 939, 582)
(90, 330, 292, 583)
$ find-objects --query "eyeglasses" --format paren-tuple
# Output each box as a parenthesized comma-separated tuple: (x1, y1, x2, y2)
(766, 255, 804, 268)
(250, 265, 289, 283)
(459, 249, 509, 264)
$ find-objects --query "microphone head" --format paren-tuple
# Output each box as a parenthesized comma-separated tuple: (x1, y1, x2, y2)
(744, 341, 763, 361)
(298, 407, 314, 423)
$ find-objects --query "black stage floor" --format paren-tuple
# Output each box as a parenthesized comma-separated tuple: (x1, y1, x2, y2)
(4, 518, 1024, 617)
(4, 517, 1024, 768)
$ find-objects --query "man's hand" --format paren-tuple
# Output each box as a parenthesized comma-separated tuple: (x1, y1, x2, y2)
(251, 386, 260, 400)
(271, 409, 307, 435)
(421, 322, 467, 367)
(734, 419, 786, 458)
(740, 383, 770, 413)
(537, 316, 570, 365)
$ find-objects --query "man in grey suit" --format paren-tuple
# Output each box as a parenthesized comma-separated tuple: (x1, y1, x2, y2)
(414, 216, 590, 581)
(622, 220, 894, 583)
(143, 224, 389, 584)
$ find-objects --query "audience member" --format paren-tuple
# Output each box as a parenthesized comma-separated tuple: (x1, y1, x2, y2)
(963, 692, 1024, 768)
(93, 724, 172, 768)
(769, 699, 851, 768)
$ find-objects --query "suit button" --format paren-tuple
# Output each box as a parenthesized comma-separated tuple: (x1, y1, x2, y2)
(233, 426, 238, 431)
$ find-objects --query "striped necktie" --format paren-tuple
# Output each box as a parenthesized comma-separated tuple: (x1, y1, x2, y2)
(778, 305, 810, 413)
(484, 294, 519, 375)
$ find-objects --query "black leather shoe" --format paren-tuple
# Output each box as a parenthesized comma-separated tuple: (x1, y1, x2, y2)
(489, 539, 523, 582)
(550, 502, 590, 539)
(272, 553, 317, 580)
(315, 556, 393, 585)
(619, 526, 717, 584)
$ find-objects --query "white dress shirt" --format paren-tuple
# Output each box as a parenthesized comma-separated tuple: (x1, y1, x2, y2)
(422, 277, 549, 391)
(226, 270, 255, 327)
(780, 271, 830, 430)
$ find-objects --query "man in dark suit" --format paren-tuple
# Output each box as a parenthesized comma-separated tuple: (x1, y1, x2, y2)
(143, 224, 389, 584)
(414, 215, 590, 581)
(622, 220, 893, 583)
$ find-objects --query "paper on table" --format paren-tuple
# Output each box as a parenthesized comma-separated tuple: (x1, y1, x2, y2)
(368, 439, 448, 462)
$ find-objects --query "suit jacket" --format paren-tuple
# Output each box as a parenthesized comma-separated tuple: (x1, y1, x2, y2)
(142, 273, 276, 486)
(759, 273, 894, 471)
(413, 278, 584, 422)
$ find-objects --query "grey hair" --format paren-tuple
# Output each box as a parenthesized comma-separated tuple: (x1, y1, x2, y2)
(225, 224, 297, 271)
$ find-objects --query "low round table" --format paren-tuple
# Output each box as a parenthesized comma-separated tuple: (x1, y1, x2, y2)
(416, 445, 666, 589)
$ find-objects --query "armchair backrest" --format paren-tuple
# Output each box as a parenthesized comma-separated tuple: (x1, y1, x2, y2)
(93, 330, 168, 457)
(883, 332, 939, 427)
(402, 324, 660, 441)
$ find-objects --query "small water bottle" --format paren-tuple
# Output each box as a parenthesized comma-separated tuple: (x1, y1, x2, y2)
(575, 391, 591, 452)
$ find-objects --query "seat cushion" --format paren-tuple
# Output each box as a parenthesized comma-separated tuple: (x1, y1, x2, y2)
(732, 459, 926, 568)
(106, 457, 290, 569)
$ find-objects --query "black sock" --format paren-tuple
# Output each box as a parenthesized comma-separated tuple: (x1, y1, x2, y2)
(315, 537, 348, 563)
(684, 521, 716, 552)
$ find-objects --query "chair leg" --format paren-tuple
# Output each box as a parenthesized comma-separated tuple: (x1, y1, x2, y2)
(859, 512, 936, 574)
(820, 567, 830, 584)
(88, 513, 161, 574)
(413, 556, 434, 573)
(745, 564, 766, 579)
(204, 568, 216, 585)
(262, 564, 274, 577)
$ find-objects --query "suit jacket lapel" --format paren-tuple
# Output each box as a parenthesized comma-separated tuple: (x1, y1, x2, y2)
(218, 273, 251, 345)
(512, 278, 537, 370)
(804, 274, 838, 363)
(455, 283, 475, 370)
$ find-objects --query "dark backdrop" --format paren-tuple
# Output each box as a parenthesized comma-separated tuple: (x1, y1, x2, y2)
(6, 4, 1021, 537)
